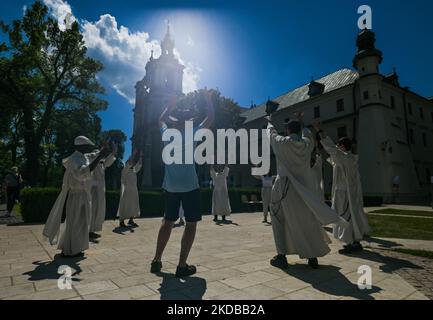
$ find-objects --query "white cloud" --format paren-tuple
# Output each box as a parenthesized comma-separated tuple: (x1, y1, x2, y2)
(43, 0, 76, 31)
(187, 35, 195, 47)
(43, 0, 201, 104)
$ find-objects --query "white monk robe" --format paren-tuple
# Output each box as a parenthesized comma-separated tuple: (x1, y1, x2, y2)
(87, 152, 116, 233)
(43, 151, 92, 256)
(211, 167, 231, 216)
(117, 160, 142, 220)
(261, 176, 274, 219)
(311, 154, 325, 202)
(267, 124, 347, 259)
(320, 137, 371, 244)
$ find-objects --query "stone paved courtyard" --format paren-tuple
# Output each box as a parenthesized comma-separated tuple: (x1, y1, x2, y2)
(0, 212, 430, 300)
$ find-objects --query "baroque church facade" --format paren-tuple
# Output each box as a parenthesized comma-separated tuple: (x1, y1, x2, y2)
(132, 25, 184, 188)
(238, 29, 433, 203)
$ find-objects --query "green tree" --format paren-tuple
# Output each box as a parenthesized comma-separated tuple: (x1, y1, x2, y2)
(0, 1, 107, 186)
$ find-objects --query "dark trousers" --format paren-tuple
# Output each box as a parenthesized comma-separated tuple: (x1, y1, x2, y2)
(6, 186, 19, 212)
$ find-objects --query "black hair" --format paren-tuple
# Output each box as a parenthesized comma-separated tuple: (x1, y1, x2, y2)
(284, 120, 301, 135)
(338, 137, 352, 151)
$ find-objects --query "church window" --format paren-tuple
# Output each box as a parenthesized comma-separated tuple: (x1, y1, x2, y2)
(422, 132, 427, 147)
(408, 103, 413, 115)
(363, 91, 369, 100)
(337, 126, 347, 139)
(431, 112, 433, 123)
(427, 168, 432, 185)
(419, 108, 424, 120)
(336, 99, 344, 112)
(390, 96, 396, 109)
(314, 106, 321, 118)
(409, 128, 415, 144)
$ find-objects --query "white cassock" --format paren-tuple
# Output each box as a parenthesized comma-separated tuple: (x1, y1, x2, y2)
(86, 152, 116, 233)
(42, 151, 92, 256)
(261, 176, 274, 218)
(311, 154, 325, 202)
(267, 124, 347, 259)
(320, 137, 371, 244)
(117, 161, 142, 220)
(211, 167, 231, 216)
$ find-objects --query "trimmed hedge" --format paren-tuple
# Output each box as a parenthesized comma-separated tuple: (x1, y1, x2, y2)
(20, 187, 383, 223)
(20, 187, 262, 223)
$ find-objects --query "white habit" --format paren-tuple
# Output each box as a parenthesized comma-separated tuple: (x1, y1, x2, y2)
(117, 161, 142, 220)
(42, 151, 92, 256)
(311, 153, 325, 202)
(261, 176, 274, 218)
(87, 151, 116, 233)
(267, 124, 346, 259)
(320, 137, 371, 244)
(210, 167, 231, 216)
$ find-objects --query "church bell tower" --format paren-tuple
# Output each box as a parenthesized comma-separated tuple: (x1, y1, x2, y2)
(132, 24, 185, 188)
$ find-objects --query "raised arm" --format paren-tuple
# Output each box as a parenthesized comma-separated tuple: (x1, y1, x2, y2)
(199, 91, 215, 129)
(312, 120, 343, 163)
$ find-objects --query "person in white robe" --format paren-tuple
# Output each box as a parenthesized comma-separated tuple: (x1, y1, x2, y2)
(266, 114, 348, 269)
(117, 152, 142, 228)
(42, 136, 109, 257)
(86, 144, 117, 240)
(253, 172, 275, 223)
(314, 120, 371, 254)
(210, 165, 231, 222)
(310, 149, 325, 202)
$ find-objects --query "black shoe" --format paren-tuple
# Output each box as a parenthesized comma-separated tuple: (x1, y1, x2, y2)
(222, 216, 226, 222)
(119, 221, 126, 228)
(352, 242, 364, 252)
(89, 232, 101, 239)
(308, 258, 319, 269)
(270, 255, 289, 269)
(128, 220, 139, 227)
(339, 245, 355, 255)
(213, 216, 218, 222)
(175, 264, 197, 278)
(61, 252, 84, 258)
(150, 260, 162, 274)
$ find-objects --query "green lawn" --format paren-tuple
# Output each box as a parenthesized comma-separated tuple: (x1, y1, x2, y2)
(393, 248, 433, 260)
(370, 208, 433, 217)
(368, 215, 433, 241)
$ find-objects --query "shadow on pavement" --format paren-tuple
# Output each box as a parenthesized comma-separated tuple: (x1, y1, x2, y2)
(156, 272, 207, 300)
(23, 254, 85, 284)
(284, 263, 381, 300)
(364, 237, 404, 249)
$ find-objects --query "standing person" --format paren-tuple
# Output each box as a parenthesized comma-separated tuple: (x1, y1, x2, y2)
(313, 121, 371, 254)
(311, 148, 325, 203)
(151, 93, 214, 278)
(4, 167, 22, 218)
(210, 165, 231, 222)
(117, 151, 142, 228)
(266, 113, 348, 269)
(43, 136, 109, 258)
(87, 143, 118, 240)
(253, 171, 275, 223)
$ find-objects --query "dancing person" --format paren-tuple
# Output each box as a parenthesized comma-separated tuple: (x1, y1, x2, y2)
(210, 165, 231, 222)
(266, 113, 348, 269)
(117, 151, 142, 228)
(254, 171, 275, 223)
(4, 167, 22, 218)
(313, 120, 370, 254)
(151, 93, 214, 278)
(43, 136, 109, 257)
(87, 143, 118, 240)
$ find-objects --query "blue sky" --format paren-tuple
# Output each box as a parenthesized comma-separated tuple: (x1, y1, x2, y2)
(1, 0, 433, 157)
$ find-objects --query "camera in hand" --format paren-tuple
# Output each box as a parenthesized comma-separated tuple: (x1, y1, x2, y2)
(266, 99, 280, 115)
